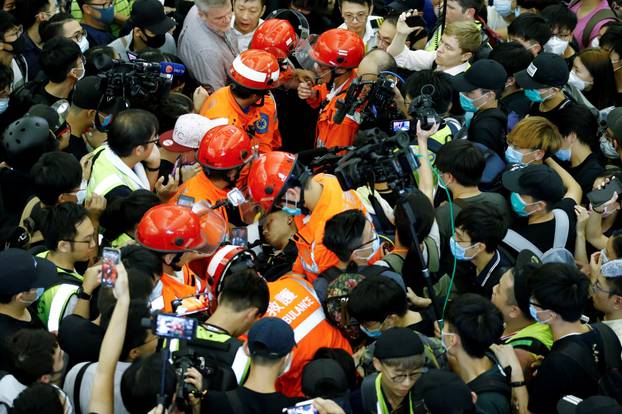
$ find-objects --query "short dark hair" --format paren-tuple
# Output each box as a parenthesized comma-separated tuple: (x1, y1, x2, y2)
(219, 269, 270, 316)
(13, 0, 51, 29)
(488, 42, 533, 76)
(153, 92, 193, 134)
(30, 151, 82, 205)
(394, 190, 435, 247)
(347, 277, 408, 323)
(8, 329, 58, 386)
(528, 263, 590, 322)
(100, 189, 160, 242)
(40, 12, 75, 43)
(11, 383, 65, 414)
(600, 24, 622, 58)
(0, 62, 13, 90)
(40, 36, 82, 83)
(539, 4, 577, 32)
(545, 103, 598, 148)
(121, 244, 163, 282)
(323, 209, 367, 262)
(455, 203, 508, 253)
(453, 0, 484, 16)
(508, 13, 551, 48)
(40, 202, 89, 251)
(405, 70, 454, 115)
(313, 347, 357, 390)
(107, 109, 159, 157)
(340, 0, 372, 8)
(100, 299, 150, 361)
(445, 293, 504, 358)
(121, 353, 176, 413)
(435, 140, 485, 186)
(0, 10, 20, 38)
(84, 45, 116, 76)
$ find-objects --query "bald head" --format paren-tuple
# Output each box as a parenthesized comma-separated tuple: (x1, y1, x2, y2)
(358, 49, 397, 80)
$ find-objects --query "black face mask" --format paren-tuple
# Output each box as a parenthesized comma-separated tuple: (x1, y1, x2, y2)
(6, 34, 26, 55)
(143, 32, 166, 48)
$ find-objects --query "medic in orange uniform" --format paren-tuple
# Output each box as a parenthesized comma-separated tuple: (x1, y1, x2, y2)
(136, 204, 228, 313)
(246, 151, 367, 282)
(200, 49, 282, 153)
(297, 28, 365, 149)
(266, 273, 352, 397)
(171, 124, 255, 224)
(250, 18, 299, 86)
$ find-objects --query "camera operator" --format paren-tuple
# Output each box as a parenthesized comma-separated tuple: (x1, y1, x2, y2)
(451, 58, 508, 158)
(199, 49, 281, 153)
(297, 28, 365, 148)
(246, 151, 367, 282)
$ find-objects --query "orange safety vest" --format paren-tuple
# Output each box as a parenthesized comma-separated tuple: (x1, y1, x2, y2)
(307, 73, 360, 149)
(199, 86, 281, 153)
(291, 173, 366, 282)
(267, 274, 352, 397)
(171, 172, 229, 222)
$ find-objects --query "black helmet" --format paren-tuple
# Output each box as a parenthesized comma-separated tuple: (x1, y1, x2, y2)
(2, 116, 56, 170)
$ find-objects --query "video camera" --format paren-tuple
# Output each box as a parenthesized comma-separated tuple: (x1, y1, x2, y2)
(91, 54, 185, 131)
(391, 84, 441, 134)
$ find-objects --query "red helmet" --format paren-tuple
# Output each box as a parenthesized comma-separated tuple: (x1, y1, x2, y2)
(206, 245, 256, 297)
(196, 125, 254, 170)
(250, 19, 298, 60)
(247, 151, 297, 213)
(309, 28, 365, 69)
(229, 49, 280, 90)
(136, 204, 227, 255)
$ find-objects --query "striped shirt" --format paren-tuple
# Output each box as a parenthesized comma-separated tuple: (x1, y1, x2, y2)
(177, 5, 239, 91)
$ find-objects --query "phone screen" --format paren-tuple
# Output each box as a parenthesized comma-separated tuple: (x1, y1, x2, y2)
(101, 247, 121, 287)
(282, 400, 318, 414)
(392, 120, 411, 133)
(155, 314, 197, 340)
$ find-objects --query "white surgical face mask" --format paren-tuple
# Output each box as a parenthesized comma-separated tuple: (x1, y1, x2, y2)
(568, 70, 590, 91)
(544, 36, 569, 55)
(77, 36, 89, 53)
(0, 96, 9, 114)
(494, 0, 513, 17)
(591, 37, 600, 48)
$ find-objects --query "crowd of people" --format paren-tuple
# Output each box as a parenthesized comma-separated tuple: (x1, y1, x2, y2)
(0, 0, 622, 412)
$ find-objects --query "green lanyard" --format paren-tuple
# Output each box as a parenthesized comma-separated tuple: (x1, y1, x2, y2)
(375, 374, 414, 414)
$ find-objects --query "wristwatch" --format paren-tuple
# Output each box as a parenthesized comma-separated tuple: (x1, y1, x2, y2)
(76, 286, 92, 301)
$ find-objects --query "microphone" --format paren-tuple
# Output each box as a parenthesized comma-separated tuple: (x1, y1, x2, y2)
(159, 62, 185, 76)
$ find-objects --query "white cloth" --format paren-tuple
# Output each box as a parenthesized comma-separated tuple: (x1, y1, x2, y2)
(10, 57, 26, 90)
(486, 6, 510, 31)
(230, 16, 263, 51)
(394, 48, 469, 75)
(107, 32, 177, 61)
(63, 361, 131, 414)
(0, 375, 26, 413)
(103, 145, 150, 191)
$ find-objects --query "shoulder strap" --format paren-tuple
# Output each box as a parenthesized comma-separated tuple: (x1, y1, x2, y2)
(557, 340, 601, 383)
(423, 237, 440, 273)
(361, 373, 379, 412)
(502, 229, 544, 258)
(552, 209, 570, 249)
(382, 253, 405, 273)
(592, 323, 622, 369)
(225, 389, 247, 414)
(74, 362, 94, 414)
(582, 9, 617, 47)
(319, 266, 344, 284)
(360, 265, 389, 278)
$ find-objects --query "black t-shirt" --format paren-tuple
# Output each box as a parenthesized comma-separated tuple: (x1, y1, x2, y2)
(565, 153, 604, 200)
(58, 315, 104, 371)
(450, 249, 514, 298)
(528, 330, 604, 414)
(0, 309, 45, 370)
(529, 98, 573, 119)
(510, 198, 577, 253)
(500, 91, 531, 126)
(200, 387, 301, 414)
(467, 107, 507, 158)
(468, 361, 512, 414)
(64, 135, 89, 161)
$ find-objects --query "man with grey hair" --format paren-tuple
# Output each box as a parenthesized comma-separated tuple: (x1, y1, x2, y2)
(177, 0, 239, 92)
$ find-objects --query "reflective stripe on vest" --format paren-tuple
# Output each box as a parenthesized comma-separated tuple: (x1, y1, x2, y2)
(231, 345, 250, 383)
(87, 146, 144, 197)
(267, 276, 325, 343)
(47, 284, 79, 332)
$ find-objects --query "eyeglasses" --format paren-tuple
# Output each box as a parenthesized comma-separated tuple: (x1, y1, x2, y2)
(65, 234, 97, 245)
(386, 367, 428, 383)
(343, 12, 368, 22)
(69, 29, 87, 43)
(352, 235, 378, 251)
(88, 0, 112, 8)
(592, 279, 615, 295)
(143, 136, 159, 145)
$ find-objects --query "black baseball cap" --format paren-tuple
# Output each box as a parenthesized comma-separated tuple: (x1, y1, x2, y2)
(557, 395, 622, 414)
(413, 369, 474, 414)
(374, 328, 424, 359)
(301, 359, 349, 398)
(130, 0, 176, 35)
(72, 76, 103, 110)
(515, 52, 569, 89)
(502, 164, 564, 203)
(452, 59, 508, 92)
(0, 249, 58, 297)
(248, 317, 296, 358)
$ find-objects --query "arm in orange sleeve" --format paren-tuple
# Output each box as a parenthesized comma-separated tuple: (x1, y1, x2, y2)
(321, 116, 360, 148)
(306, 85, 325, 109)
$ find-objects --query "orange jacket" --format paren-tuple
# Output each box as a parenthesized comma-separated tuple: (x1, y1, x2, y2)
(267, 274, 352, 397)
(292, 173, 366, 282)
(199, 86, 281, 153)
(306, 73, 360, 149)
(171, 172, 229, 222)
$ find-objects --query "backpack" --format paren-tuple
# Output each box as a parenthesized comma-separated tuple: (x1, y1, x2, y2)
(381, 236, 440, 275)
(468, 353, 512, 402)
(569, 0, 618, 47)
(556, 323, 622, 403)
(502, 209, 570, 259)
